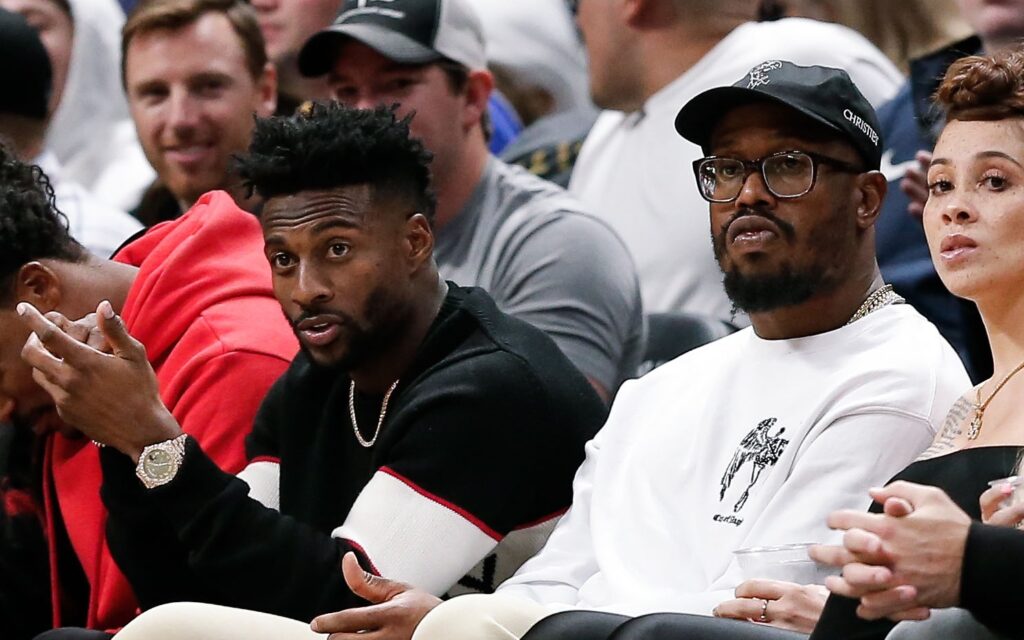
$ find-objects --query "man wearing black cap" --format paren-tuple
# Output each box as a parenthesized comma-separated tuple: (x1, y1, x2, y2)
(0, 7, 141, 258)
(295, 61, 972, 640)
(296, 0, 643, 402)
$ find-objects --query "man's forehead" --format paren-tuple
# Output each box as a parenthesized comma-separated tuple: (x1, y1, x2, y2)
(127, 12, 246, 65)
(329, 39, 425, 76)
(709, 105, 842, 153)
(262, 185, 375, 229)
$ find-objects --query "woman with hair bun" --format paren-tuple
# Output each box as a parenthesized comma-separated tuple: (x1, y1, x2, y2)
(808, 48, 1024, 640)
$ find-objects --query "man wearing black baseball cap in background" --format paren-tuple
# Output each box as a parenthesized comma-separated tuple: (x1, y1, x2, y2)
(301, 60, 969, 640)
(297, 0, 644, 403)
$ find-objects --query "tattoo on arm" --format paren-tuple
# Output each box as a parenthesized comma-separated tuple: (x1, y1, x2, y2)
(918, 396, 973, 460)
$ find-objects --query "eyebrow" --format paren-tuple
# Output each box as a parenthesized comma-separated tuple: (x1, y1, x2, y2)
(330, 62, 426, 81)
(310, 218, 360, 233)
(977, 150, 1024, 168)
(931, 151, 1024, 169)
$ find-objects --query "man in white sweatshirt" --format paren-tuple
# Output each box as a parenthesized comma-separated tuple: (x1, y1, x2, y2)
(105, 62, 970, 640)
(567, 0, 903, 322)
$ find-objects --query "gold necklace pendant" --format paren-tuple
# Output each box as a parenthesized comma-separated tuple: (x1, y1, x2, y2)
(967, 358, 1024, 442)
(967, 406, 983, 440)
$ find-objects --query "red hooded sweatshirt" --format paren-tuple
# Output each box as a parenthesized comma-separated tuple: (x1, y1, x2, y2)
(42, 192, 297, 630)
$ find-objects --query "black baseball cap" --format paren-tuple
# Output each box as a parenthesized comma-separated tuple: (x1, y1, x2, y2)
(675, 60, 883, 170)
(298, 0, 487, 78)
(0, 8, 52, 121)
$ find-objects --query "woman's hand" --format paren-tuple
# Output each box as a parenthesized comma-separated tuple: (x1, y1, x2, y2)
(712, 579, 828, 633)
(980, 482, 1024, 528)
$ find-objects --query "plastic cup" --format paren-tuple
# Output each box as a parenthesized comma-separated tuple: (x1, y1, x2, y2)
(987, 475, 1024, 508)
(733, 543, 837, 585)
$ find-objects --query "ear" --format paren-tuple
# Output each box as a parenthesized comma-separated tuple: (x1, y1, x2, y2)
(623, 0, 658, 27)
(462, 69, 494, 133)
(854, 171, 888, 230)
(254, 62, 278, 117)
(13, 262, 62, 312)
(404, 213, 434, 273)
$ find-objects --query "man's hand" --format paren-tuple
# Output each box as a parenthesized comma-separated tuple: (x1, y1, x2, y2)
(900, 150, 932, 218)
(810, 482, 970, 622)
(712, 579, 828, 633)
(42, 310, 112, 354)
(18, 301, 181, 461)
(310, 552, 442, 639)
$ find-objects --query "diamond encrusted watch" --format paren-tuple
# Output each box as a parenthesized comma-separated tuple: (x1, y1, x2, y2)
(135, 433, 188, 489)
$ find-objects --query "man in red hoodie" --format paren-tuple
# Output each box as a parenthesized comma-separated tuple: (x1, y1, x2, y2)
(0, 143, 297, 638)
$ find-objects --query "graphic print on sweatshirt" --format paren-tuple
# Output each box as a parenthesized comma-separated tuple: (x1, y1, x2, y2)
(714, 417, 789, 525)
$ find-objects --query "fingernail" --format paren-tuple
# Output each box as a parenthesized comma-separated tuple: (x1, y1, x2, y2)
(310, 620, 319, 632)
(100, 301, 114, 319)
(16, 303, 27, 316)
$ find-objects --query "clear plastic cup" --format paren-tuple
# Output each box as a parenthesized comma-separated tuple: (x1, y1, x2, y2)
(733, 543, 837, 584)
(987, 475, 1024, 508)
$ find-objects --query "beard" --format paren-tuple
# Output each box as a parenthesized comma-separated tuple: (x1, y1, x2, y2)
(290, 284, 413, 371)
(721, 265, 827, 314)
(712, 207, 843, 314)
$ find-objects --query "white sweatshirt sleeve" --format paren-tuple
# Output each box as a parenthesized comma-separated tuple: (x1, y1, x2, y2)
(496, 432, 604, 606)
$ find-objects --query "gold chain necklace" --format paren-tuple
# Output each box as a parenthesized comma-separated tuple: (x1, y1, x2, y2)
(844, 284, 905, 326)
(348, 379, 400, 448)
(967, 360, 1024, 440)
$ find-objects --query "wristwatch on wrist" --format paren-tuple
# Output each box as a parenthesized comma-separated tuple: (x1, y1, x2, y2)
(135, 433, 188, 489)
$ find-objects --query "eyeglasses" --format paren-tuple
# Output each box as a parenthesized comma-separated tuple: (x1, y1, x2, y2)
(693, 151, 863, 203)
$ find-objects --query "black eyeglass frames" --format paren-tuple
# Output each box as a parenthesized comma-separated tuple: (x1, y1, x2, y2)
(692, 150, 863, 203)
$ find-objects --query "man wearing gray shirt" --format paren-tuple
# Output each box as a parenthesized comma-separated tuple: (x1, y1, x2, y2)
(298, 0, 643, 399)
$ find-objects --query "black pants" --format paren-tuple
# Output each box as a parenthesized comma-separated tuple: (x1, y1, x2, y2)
(523, 611, 809, 640)
(34, 629, 114, 640)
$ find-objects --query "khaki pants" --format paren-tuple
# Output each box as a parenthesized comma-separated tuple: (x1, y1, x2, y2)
(412, 593, 569, 640)
(114, 602, 319, 640)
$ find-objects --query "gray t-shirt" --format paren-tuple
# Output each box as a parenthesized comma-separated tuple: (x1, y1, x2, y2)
(435, 158, 644, 394)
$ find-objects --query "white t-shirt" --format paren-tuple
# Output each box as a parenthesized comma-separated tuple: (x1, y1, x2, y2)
(44, 0, 156, 211)
(497, 304, 969, 616)
(569, 18, 904, 319)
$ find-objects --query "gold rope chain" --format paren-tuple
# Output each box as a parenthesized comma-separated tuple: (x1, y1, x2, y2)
(348, 379, 400, 448)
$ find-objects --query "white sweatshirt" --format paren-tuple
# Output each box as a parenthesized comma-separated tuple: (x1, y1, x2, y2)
(498, 304, 969, 616)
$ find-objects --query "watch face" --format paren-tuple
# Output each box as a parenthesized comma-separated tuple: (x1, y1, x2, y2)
(143, 447, 177, 481)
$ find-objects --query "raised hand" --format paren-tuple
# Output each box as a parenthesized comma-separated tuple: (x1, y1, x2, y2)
(18, 300, 181, 460)
(980, 482, 1024, 528)
(900, 150, 932, 219)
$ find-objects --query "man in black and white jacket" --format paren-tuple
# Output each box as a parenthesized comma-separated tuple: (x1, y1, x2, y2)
(20, 103, 606, 639)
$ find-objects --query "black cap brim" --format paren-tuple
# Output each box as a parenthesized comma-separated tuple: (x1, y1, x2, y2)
(675, 86, 847, 153)
(298, 23, 444, 77)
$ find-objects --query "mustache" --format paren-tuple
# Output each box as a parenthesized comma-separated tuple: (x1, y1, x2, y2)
(717, 207, 797, 242)
(287, 307, 357, 330)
